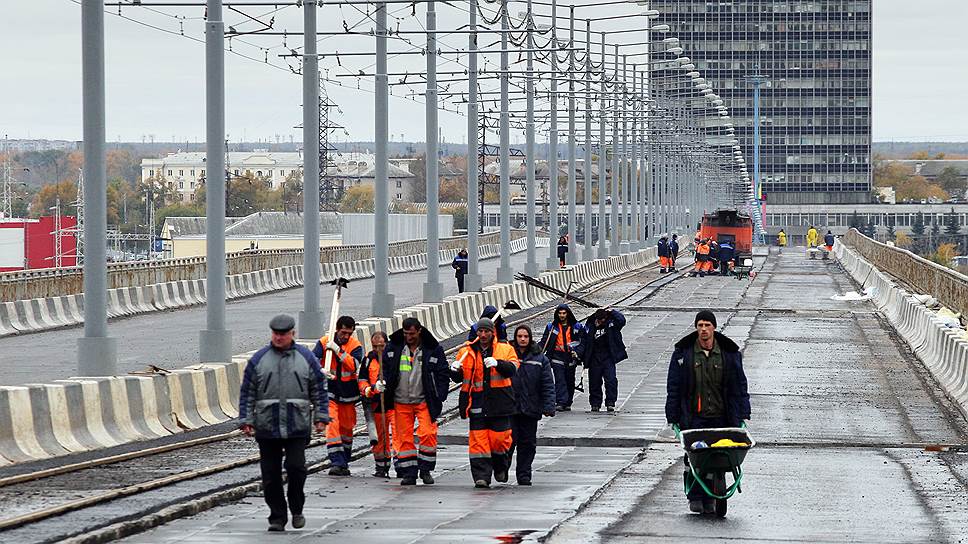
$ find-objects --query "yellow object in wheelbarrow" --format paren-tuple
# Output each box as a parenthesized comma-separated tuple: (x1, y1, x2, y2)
(710, 438, 750, 448)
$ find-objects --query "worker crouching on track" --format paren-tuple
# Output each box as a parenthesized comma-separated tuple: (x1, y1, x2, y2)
(312, 316, 364, 476)
(239, 314, 328, 532)
(579, 308, 627, 412)
(510, 324, 556, 486)
(693, 238, 712, 277)
(452, 317, 520, 488)
(539, 304, 584, 412)
(383, 317, 451, 485)
(665, 310, 751, 514)
(359, 331, 394, 478)
(658, 234, 672, 273)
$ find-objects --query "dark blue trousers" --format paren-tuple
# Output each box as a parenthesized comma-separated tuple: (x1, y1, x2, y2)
(587, 362, 618, 408)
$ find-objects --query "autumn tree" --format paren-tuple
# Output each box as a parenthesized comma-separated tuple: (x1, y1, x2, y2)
(936, 167, 966, 198)
(439, 179, 467, 202)
(281, 171, 303, 212)
(30, 180, 77, 217)
(339, 185, 375, 212)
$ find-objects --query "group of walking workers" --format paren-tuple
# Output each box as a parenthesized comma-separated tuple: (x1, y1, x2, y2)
(238, 301, 627, 530)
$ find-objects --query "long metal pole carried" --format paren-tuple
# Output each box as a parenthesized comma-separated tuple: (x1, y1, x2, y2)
(78, 0, 117, 374)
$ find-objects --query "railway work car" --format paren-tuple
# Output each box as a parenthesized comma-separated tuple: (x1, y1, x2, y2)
(699, 208, 754, 260)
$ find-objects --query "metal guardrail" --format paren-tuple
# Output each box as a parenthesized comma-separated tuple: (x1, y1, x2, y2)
(843, 228, 968, 316)
(0, 230, 526, 301)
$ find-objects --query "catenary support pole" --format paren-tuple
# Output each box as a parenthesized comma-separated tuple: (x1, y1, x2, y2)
(496, 4, 514, 283)
(298, 0, 324, 338)
(524, 0, 539, 276)
(371, 2, 395, 315)
(629, 65, 640, 252)
(581, 19, 594, 261)
(546, 0, 560, 270)
(422, 0, 443, 302)
(78, 0, 118, 374)
(465, 0, 482, 291)
(597, 32, 608, 259)
(565, 6, 578, 265)
(619, 55, 630, 254)
(609, 44, 620, 256)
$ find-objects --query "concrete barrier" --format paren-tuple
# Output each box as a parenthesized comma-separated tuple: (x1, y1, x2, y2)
(836, 239, 968, 419)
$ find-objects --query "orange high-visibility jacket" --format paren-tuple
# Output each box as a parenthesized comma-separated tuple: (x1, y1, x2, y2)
(453, 338, 519, 419)
(317, 335, 363, 403)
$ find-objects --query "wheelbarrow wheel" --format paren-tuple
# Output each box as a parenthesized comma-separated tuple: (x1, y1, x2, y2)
(713, 472, 727, 518)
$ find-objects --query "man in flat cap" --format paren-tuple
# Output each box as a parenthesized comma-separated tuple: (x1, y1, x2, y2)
(239, 314, 329, 532)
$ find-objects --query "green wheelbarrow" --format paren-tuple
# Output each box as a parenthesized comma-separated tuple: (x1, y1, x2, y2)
(675, 425, 755, 517)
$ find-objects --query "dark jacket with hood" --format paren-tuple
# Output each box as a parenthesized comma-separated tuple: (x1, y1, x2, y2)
(467, 305, 509, 342)
(383, 327, 451, 421)
(665, 331, 751, 428)
(512, 339, 557, 419)
(657, 238, 671, 258)
(539, 304, 585, 362)
(579, 309, 628, 367)
(670, 237, 680, 257)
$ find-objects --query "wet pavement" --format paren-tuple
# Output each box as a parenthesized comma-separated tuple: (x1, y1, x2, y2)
(117, 248, 968, 543)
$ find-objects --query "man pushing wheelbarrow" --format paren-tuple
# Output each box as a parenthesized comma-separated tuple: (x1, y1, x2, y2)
(666, 310, 751, 516)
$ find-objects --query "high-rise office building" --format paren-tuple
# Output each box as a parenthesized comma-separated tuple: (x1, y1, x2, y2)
(651, 1, 872, 204)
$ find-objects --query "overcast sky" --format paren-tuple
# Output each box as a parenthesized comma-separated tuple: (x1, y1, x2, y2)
(2, 0, 966, 144)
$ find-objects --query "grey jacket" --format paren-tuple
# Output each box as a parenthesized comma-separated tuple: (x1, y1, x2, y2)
(239, 342, 330, 439)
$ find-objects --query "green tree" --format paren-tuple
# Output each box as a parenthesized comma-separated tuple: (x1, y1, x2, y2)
(886, 217, 896, 240)
(339, 185, 375, 212)
(936, 167, 966, 198)
(441, 206, 468, 231)
(912, 212, 926, 253)
(849, 210, 861, 229)
(30, 180, 77, 217)
(281, 171, 303, 212)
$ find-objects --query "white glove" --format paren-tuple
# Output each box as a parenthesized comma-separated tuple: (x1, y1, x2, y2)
(373, 380, 386, 393)
(484, 357, 498, 369)
(326, 340, 340, 354)
(450, 359, 463, 372)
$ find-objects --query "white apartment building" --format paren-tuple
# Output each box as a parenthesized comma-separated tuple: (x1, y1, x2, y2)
(141, 150, 413, 204)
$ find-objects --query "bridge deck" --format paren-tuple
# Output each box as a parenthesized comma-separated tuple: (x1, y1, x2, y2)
(116, 250, 968, 543)
(0, 252, 533, 386)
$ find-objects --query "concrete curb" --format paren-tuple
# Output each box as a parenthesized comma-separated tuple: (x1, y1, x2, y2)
(837, 240, 968, 419)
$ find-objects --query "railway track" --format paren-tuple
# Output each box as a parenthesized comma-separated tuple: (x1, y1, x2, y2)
(0, 262, 677, 542)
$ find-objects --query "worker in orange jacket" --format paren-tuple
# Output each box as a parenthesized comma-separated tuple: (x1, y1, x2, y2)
(451, 317, 519, 488)
(312, 315, 364, 476)
(693, 239, 711, 277)
(359, 331, 394, 478)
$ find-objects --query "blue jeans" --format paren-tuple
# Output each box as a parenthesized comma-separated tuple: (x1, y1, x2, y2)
(587, 361, 618, 408)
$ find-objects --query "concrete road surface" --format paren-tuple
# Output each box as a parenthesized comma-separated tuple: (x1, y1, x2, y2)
(119, 250, 968, 543)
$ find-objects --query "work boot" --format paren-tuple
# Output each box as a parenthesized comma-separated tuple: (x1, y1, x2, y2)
(494, 470, 508, 483)
(517, 477, 532, 486)
(401, 476, 417, 486)
(702, 500, 715, 514)
(688, 500, 703, 513)
(606, 406, 615, 412)
(329, 466, 350, 476)
(291, 515, 306, 529)
(420, 470, 435, 485)
(373, 468, 390, 478)
(268, 521, 286, 532)
(560, 405, 571, 412)
(590, 406, 600, 412)
(475, 479, 490, 488)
